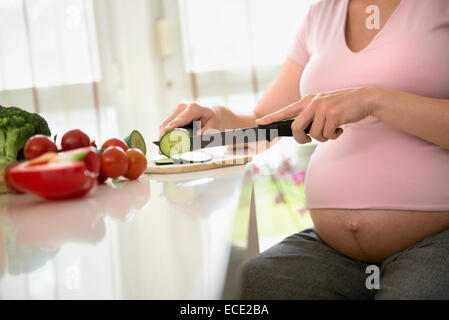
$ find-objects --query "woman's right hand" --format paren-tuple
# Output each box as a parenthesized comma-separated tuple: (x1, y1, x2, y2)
(158, 103, 221, 139)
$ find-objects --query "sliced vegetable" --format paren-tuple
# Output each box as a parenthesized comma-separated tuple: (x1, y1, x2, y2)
(4, 162, 25, 194)
(27, 152, 58, 166)
(171, 151, 212, 164)
(155, 158, 174, 165)
(8, 148, 99, 200)
(124, 130, 147, 155)
(159, 128, 192, 157)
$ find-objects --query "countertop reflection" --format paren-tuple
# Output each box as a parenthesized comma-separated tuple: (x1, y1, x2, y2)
(0, 165, 253, 299)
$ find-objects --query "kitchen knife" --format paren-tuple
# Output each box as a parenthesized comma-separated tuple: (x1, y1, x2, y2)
(153, 119, 313, 150)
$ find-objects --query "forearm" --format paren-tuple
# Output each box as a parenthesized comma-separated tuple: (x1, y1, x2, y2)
(371, 88, 449, 150)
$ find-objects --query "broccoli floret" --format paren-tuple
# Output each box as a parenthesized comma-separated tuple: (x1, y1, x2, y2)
(33, 113, 51, 137)
(0, 106, 51, 164)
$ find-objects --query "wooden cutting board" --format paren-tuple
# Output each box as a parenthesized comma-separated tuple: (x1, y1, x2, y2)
(145, 154, 252, 174)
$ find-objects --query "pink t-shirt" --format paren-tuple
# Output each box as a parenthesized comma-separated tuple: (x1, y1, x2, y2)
(288, 0, 449, 210)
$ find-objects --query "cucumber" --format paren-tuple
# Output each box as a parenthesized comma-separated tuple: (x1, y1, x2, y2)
(155, 158, 174, 165)
(124, 130, 147, 155)
(171, 151, 212, 164)
(159, 128, 192, 157)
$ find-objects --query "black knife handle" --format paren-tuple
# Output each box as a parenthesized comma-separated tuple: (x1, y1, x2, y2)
(258, 120, 312, 140)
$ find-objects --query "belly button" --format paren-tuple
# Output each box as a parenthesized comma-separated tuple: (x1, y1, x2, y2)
(346, 221, 359, 232)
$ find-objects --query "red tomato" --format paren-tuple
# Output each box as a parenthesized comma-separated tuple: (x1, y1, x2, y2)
(24, 135, 58, 160)
(61, 129, 90, 151)
(4, 162, 25, 194)
(124, 148, 147, 180)
(101, 138, 128, 152)
(100, 147, 128, 178)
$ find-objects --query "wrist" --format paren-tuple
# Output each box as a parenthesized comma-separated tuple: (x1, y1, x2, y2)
(364, 86, 386, 118)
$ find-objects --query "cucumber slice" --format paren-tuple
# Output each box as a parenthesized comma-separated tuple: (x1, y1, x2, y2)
(171, 151, 212, 164)
(159, 128, 192, 157)
(124, 130, 147, 155)
(155, 158, 174, 165)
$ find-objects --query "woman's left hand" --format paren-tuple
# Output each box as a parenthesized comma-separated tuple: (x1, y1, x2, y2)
(256, 87, 378, 144)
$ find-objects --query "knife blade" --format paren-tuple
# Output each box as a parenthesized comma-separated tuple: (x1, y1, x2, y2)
(153, 120, 313, 150)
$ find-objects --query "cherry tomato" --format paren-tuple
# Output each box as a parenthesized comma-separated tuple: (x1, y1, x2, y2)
(24, 135, 58, 160)
(100, 147, 128, 178)
(101, 138, 128, 152)
(4, 162, 25, 194)
(124, 148, 147, 180)
(61, 129, 90, 151)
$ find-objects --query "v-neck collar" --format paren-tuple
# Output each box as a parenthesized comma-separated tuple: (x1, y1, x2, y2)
(342, 0, 404, 54)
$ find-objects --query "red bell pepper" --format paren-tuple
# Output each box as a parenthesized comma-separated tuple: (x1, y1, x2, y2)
(4, 162, 26, 194)
(8, 148, 100, 201)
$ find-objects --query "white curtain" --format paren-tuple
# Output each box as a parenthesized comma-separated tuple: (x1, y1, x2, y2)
(178, 0, 312, 113)
(0, 0, 166, 145)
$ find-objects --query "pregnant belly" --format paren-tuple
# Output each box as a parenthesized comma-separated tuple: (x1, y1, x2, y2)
(310, 209, 449, 263)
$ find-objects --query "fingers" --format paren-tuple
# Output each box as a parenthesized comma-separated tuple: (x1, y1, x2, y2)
(323, 109, 343, 140)
(308, 105, 327, 142)
(164, 106, 200, 131)
(292, 95, 346, 143)
(159, 103, 187, 138)
(159, 103, 203, 139)
(256, 95, 314, 125)
(291, 105, 315, 144)
(198, 122, 215, 135)
(160, 104, 187, 130)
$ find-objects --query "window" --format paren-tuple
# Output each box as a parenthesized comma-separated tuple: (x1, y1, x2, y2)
(0, 0, 100, 91)
(179, 0, 311, 72)
(177, 0, 312, 112)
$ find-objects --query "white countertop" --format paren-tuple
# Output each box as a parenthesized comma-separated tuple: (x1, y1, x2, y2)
(0, 164, 256, 299)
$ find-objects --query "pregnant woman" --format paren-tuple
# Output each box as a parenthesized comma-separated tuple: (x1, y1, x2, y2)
(159, 0, 449, 299)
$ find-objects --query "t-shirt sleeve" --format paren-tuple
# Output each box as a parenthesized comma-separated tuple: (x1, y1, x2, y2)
(287, 7, 313, 67)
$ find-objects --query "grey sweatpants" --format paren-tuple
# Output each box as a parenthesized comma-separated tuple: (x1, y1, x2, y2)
(240, 228, 449, 299)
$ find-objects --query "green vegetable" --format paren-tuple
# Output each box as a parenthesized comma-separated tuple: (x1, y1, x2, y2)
(159, 127, 192, 157)
(0, 105, 51, 165)
(0, 105, 51, 192)
(155, 158, 174, 165)
(124, 130, 147, 155)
